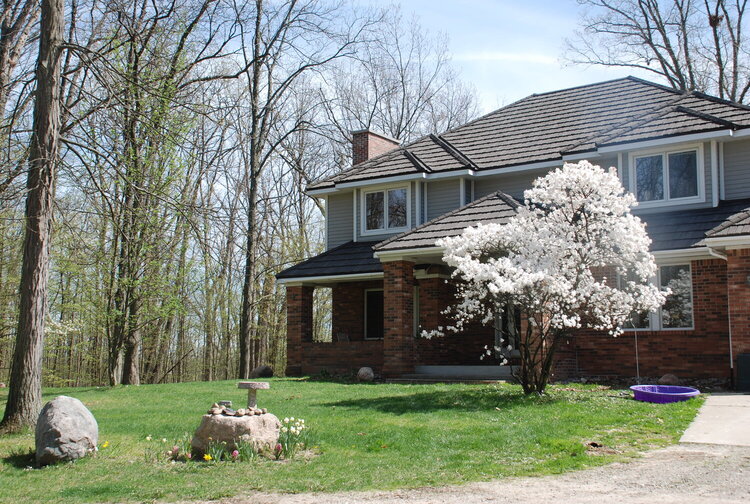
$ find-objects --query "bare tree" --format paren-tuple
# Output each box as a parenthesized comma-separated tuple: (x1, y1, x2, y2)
(321, 8, 479, 170)
(234, 0, 371, 379)
(567, 0, 750, 102)
(1, 0, 63, 430)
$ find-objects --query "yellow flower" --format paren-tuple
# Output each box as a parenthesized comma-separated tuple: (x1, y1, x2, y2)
(203, 454, 212, 461)
(102, 441, 109, 448)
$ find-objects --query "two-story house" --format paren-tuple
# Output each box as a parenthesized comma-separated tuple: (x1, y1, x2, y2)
(277, 76, 750, 383)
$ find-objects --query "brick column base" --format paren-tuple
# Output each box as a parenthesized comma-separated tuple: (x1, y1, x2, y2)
(286, 285, 313, 376)
(383, 260, 415, 377)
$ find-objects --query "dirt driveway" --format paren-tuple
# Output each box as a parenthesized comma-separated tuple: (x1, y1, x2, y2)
(210, 444, 750, 504)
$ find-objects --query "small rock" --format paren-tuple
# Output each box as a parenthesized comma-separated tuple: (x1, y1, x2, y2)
(218, 400, 232, 408)
(36, 396, 98, 466)
(357, 367, 375, 382)
(210, 408, 223, 415)
(0, 382, 6, 388)
(261, 408, 267, 414)
(224, 408, 236, 416)
(237, 409, 246, 416)
(249, 365, 273, 378)
(211, 403, 220, 408)
(658, 374, 680, 385)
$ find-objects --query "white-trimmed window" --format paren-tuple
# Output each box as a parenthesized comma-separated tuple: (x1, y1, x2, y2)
(362, 186, 409, 233)
(620, 264, 694, 331)
(629, 146, 704, 207)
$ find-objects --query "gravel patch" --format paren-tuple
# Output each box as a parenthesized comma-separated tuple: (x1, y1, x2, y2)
(199, 444, 750, 504)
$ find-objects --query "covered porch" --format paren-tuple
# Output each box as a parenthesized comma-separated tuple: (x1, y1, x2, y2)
(277, 193, 519, 377)
(281, 257, 503, 377)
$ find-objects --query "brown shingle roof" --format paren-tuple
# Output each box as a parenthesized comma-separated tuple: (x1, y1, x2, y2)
(310, 77, 750, 190)
(374, 191, 519, 252)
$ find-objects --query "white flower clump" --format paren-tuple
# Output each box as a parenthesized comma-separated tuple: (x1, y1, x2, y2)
(433, 161, 666, 338)
(280, 417, 306, 435)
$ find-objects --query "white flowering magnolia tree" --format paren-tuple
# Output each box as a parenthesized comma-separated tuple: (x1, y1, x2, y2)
(434, 161, 666, 394)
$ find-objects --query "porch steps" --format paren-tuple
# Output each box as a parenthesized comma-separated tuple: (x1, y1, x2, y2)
(386, 375, 512, 384)
(387, 365, 517, 384)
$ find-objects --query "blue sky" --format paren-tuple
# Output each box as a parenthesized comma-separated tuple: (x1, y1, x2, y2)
(397, 0, 657, 112)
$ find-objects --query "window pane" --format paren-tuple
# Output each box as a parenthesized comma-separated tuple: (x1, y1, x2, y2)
(668, 151, 698, 199)
(660, 265, 693, 328)
(365, 191, 384, 230)
(617, 271, 651, 329)
(636, 155, 664, 201)
(626, 311, 651, 329)
(387, 188, 407, 228)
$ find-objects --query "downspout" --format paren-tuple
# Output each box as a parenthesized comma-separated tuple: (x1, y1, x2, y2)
(707, 247, 734, 383)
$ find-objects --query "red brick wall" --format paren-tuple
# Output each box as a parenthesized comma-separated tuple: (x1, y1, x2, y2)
(727, 249, 750, 377)
(555, 258, 732, 380)
(383, 261, 415, 376)
(299, 340, 384, 375)
(352, 130, 399, 165)
(288, 256, 740, 379)
(332, 280, 382, 341)
(285, 285, 314, 376)
(415, 276, 499, 365)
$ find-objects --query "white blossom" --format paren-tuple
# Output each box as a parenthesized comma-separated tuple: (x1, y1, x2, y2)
(435, 161, 665, 339)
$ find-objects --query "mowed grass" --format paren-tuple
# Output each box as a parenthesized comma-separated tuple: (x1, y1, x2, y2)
(0, 379, 701, 503)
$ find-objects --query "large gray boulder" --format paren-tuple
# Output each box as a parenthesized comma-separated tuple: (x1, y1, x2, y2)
(35, 396, 98, 466)
(191, 413, 281, 454)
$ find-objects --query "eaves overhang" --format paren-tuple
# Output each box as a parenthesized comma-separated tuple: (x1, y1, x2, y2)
(307, 128, 749, 196)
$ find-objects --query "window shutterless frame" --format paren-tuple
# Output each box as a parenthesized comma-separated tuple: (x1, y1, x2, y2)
(360, 184, 411, 236)
(628, 144, 705, 209)
(621, 263, 694, 332)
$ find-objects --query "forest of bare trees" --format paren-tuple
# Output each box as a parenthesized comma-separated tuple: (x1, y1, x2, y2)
(0, 0, 479, 409)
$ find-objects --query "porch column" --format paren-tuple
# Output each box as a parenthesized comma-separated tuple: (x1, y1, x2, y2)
(286, 285, 314, 376)
(383, 260, 415, 376)
(727, 249, 750, 382)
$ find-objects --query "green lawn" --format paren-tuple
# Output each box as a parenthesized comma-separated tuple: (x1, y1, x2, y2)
(0, 379, 701, 503)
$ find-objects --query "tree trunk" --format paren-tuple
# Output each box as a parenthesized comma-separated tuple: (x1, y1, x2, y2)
(1, 0, 63, 430)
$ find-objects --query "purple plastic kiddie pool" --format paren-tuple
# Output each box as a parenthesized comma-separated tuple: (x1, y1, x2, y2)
(630, 385, 700, 404)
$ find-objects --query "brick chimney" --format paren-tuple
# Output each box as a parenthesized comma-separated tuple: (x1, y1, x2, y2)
(352, 130, 400, 165)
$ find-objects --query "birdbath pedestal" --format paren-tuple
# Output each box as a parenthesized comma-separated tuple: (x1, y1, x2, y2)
(238, 381, 270, 409)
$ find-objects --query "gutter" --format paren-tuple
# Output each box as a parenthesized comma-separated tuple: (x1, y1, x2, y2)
(706, 246, 735, 378)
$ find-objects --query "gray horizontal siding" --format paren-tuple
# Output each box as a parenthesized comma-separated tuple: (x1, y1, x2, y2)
(327, 192, 353, 249)
(723, 139, 750, 200)
(474, 169, 548, 200)
(426, 179, 460, 221)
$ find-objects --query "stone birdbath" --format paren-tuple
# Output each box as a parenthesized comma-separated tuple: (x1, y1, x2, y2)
(238, 381, 270, 409)
(191, 381, 279, 455)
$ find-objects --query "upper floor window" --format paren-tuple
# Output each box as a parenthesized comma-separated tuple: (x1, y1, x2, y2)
(630, 146, 704, 207)
(363, 186, 408, 232)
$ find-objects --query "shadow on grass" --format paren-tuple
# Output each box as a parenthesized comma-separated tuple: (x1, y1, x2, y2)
(2, 448, 34, 468)
(323, 387, 569, 414)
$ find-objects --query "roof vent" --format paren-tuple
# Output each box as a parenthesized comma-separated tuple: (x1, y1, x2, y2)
(351, 130, 400, 165)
